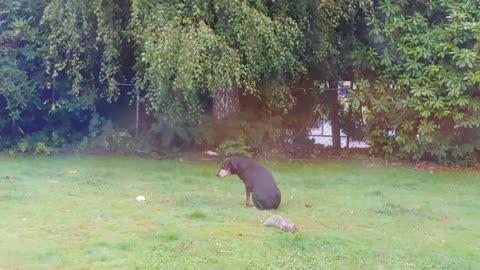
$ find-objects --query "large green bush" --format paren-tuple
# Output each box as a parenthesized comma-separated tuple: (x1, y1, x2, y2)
(0, 0, 50, 148)
(352, 0, 480, 165)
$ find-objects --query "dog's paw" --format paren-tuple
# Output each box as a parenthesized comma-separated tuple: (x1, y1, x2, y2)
(244, 202, 253, 208)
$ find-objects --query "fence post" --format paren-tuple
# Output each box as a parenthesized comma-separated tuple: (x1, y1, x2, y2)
(135, 89, 139, 138)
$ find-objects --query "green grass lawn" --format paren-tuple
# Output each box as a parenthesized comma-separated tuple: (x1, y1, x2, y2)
(0, 155, 479, 269)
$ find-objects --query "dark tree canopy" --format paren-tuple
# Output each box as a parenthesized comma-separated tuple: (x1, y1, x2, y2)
(1, 0, 479, 164)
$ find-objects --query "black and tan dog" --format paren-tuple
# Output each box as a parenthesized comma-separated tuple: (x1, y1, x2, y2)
(216, 157, 281, 210)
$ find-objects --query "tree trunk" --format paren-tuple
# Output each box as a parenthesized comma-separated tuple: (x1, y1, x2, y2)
(346, 104, 352, 149)
(327, 80, 341, 149)
(346, 80, 354, 149)
(212, 84, 240, 120)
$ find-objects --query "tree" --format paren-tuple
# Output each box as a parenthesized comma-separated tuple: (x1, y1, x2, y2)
(41, 0, 125, 107)
(130, 0, 304, 125)
(351, 0, 480, 164)
(0, 0, 49, 146)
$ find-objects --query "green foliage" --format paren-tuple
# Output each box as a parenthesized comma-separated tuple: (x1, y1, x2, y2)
(0, 0, 49, 147)
(4, 0, 479, 166)
(84, 128, 141, 155)
(0, 0, 125, 153)
(16, 139, 30, 153)
(195, 112, 283, 154)
(131, 0, 305, 124)
(353, 0, 480, 164)
(0, 0, 376, 157)
(147, 114, 200, 149)
(262, 80, 296, 114)
(217, 139, 251, 157)
(34, 142, 52, 155)
(41, 0, 123, 102)
(88, 112, 112, 138)
(9, 137, 52, 155)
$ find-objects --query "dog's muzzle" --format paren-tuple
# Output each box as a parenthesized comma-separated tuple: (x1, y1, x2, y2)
(216, 168, 230, 178)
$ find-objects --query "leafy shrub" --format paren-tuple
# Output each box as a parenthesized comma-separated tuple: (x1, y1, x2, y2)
(77, 137, 90, 152)
(16, 139, 30, 153)
(86, 128, 136, 155)
(34, 142, 52, 155)
(80, 125, 163, 156)
(352, 1, 480, 165)
(149, 117, 199, 149)
(88, 112, 111, 138)
(195, 112, 283, 155)
(9, 138, 52, 155)
(217, 139, 251, 157)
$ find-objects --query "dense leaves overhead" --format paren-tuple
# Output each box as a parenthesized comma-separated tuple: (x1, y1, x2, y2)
(131, 0, 305, 124)
(42, 0, 123, 103)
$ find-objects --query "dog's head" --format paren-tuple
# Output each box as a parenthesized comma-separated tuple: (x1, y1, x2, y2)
(216, 159, 235, 178)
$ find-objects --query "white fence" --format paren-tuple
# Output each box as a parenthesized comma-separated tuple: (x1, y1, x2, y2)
(308, 121, 368, 148)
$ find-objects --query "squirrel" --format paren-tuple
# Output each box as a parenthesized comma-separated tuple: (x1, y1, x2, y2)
(263, 215, 299, 233)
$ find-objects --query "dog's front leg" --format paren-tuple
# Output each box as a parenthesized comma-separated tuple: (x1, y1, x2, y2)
(245, 186, 252, 206)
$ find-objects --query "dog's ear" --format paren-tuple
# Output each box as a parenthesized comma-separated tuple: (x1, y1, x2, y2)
(223, 159, 236, 174)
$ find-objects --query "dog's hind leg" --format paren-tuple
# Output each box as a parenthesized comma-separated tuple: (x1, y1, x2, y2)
(252, 193, 267, 210)
(273, 192, 281, 209)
